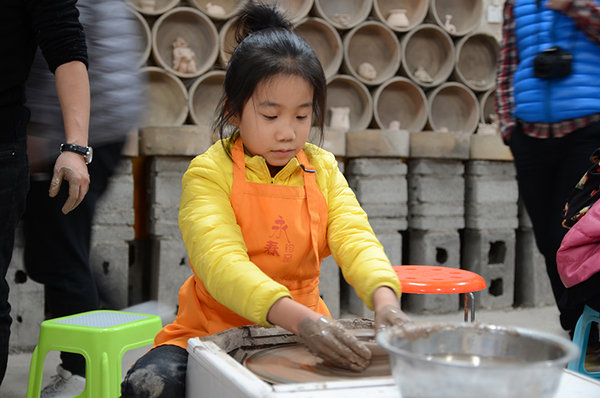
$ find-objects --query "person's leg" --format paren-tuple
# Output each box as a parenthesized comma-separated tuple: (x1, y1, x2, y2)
(510, 122, 600, 332)
(23, 141, 125, 376)
(121, 345, 188, 398)
(0, 139, 29, 385)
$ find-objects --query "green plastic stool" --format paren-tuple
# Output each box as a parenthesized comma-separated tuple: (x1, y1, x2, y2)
(26, 310, 162, 398)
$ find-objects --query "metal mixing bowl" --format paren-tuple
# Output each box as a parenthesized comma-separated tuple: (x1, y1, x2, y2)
(376, 322, 579, 398)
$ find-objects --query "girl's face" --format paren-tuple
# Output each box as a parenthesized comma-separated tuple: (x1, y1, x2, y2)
(234, 74, 314, 176)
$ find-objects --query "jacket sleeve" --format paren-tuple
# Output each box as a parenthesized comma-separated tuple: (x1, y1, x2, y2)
(178, 148, 292, 326)
(565, 0, 600, 46)
(556, 200, 600, 288)
(28, 0, 88, 72)
(321, 152, 402, 310)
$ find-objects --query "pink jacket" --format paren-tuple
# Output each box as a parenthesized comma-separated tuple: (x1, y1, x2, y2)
(557, 201, 600, 288)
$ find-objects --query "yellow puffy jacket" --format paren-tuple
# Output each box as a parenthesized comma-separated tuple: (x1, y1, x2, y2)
(178, 138, 402, 326)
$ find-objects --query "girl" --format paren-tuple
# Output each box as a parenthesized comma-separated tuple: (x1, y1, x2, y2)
(121, 2, 406, 396)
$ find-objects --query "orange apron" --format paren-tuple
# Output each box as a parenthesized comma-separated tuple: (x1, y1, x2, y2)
(155, 139, 331, 348)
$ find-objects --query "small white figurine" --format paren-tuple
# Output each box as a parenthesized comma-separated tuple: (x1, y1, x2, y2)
(172, 37, 198, 74)
(444, 14, 457, 34)
(414, 66, 433, 83)
(358, 62, 377, 81)
(332, 13, 351, 27)
(387, 9, 409, 28)
(139, 0, 155, 12)
(329, 107, 351, 131)
(206, 2, 226, 18)
(388, 120, 401, 130)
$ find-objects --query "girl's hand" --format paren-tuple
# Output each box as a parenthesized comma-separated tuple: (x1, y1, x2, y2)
(297, 316, 372, 371)
(375, 304, 411, 332)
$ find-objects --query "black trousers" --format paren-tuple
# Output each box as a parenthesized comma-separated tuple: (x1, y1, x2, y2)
(509, 121, 600, 333)
(0, 138, 29, 386)
(23, 140, 125, 376)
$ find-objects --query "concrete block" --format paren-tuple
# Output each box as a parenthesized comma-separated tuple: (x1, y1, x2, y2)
(466, 160, 515, 177)
(311, 128, 346, 157)
(461, 229, 516, 310)
(408, 175, 465, 203)
(361, 202, 408, 219)
(7, 243, 44, 351)
(319, 256, 340, 319)
(514, 228, 555, 307)
(404, 229, 461, 313)
(94, 165, 135, 225)
(150, 238, 193, 320)
(369, 216, 407, 235)
(408, 158, 464, 176)
(465, 203, 519, 230)
(408, 202, 465, 217)
(139, 126, 213, 156)
(518, 199, 533, 229)
(348, 175, 407, 204)
(408, 215, 465, 230)
(91, 241, 130, 309)
(346, 129, 409, 158)
(409, 131, 470, 160)
(347, 158, 407, 177)
(465, 178, 519, 204)
(91, 224, 134, 244)
(469, 133, 513, 161)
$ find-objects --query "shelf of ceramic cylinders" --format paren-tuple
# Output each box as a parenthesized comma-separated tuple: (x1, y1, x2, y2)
(126, 0, 179, 16)
(326, 74, 373, 132)
(372, 77, 428, 133)
(152, 7, 219, 79)
(312, 0, 373, 30)
(342, 21, 401, 86)
(454, 32, 500, 92)
(371, 0, 429, 33)
(479, 88, 497, 125)
(400, 23, 455, 88)
(294, 17, 343, 81)
(140, 66, 189, 127)
(188, 0, 244, 21)
(426, 81, 480, 135)
(428, 0, 484, 37)
(127, 6, 152, 68)
(188, 70, 226, 128)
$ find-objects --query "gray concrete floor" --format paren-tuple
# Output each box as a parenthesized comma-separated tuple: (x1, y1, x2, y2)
(0, 305, 570, 397)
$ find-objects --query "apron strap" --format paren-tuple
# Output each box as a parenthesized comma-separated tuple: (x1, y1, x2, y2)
(297, 150, 322, 267)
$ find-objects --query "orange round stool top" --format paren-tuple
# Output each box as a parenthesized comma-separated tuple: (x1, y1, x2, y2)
(393, 265, 487, 322)
(393, 265, 486, 294)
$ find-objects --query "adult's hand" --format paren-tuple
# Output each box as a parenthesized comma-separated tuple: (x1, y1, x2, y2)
(49, 151, 90, 214)
(297, 316, 372, 372)
(375, 304, 411, 333)
(546, 0, 572, 10)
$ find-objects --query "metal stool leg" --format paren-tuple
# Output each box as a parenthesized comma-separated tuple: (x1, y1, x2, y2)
(463, 292, 476, 322)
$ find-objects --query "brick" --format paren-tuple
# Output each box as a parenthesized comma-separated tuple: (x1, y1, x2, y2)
(465, 203, 519, 229)
(461, 229, 516, 310)
(346, 129, 409, 158)
(466, 160, 515, 177)
(361, 203, 408, 219)
(408, 175, 465, 203)
(311, 127, 346, 157)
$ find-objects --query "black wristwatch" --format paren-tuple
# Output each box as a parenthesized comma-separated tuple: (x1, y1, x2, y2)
(60, 143, 93, 165)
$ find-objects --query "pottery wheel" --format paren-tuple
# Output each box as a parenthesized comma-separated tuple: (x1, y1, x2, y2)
(243, 341, 391, 384)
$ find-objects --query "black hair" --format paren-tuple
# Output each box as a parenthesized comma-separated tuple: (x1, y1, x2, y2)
(213, 1, 326, 153)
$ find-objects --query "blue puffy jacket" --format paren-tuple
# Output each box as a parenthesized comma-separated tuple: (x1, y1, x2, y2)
(513, 0, 600, 123)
